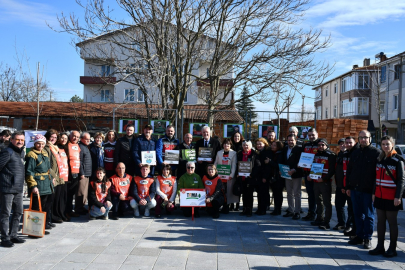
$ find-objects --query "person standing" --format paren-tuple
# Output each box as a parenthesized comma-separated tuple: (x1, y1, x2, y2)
(255, 138, 271, 215)
(0, 130, 11, 151)
(177, 133, 195, 179)
(346, 130, 381, 249)
(76, 132, 92, 215)
(231, 131, 244, 153)
(334, 138, 348, 230)
(268, 141, 284, 215)
(266, 130, 276, 145)
(301, 128, 320, 221)
(114, 125, 136, 175)
(156, 125, 179, 175)
(285, 126, 303, 147)
(310, 139, 336, 230)
(0, 131, 25, 247)
(280, 134, 303, 220)
(195, 126, 221, 179)
(89, 132, 105, 177)
(64, 131, 81, 218)
(104, 130, 117, 178)
(369, 136, 404, 257)
(133, 125, 157, 177)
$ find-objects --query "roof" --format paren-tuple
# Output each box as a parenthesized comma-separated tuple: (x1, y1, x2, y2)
(0, 101, 243, 122)
(378, 51, 405, 65)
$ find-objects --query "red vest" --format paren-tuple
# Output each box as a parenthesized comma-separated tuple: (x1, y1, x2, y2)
(110, 174, 133, 200)
(313, 153, 330, 183)
(67, 143, 81, 174)
(157, 176, 176, 198)
(104, 145, 115, 171)
(91, 181, 111, 203)
(134, 176, 154, 199)
(202, 175, 220, 207)
(375, 163, 397, 200)
(58, 149, 69, 181)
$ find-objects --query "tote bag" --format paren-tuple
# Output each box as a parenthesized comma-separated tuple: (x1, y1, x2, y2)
(22, 193, 46, 237)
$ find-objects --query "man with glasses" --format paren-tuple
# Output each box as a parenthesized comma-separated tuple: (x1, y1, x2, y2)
(76, 132, 92, 215)
(177, 162, 204, 217)
(346, 130, 381, 249)
(310, 139, 336, 230)
(195, 126, 221, 178)
(178, 133, 195, 179)
(0, 131, 25, 247)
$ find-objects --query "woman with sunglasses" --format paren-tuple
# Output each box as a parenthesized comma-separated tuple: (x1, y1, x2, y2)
(177, 162, 204, 217)
(236, 140, 261, 217)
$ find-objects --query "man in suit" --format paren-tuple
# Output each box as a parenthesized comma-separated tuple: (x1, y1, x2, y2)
(195, 126, 221, 178)
(280, 134, 304, 220)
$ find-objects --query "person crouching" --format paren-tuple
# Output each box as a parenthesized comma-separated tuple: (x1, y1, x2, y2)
(202, 165, 225, 219)
(155, 164, 177, 218)
(88, 167, 112, 220)
(131, 164, 157, 217)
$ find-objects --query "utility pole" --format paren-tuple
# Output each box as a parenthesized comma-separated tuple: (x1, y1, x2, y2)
(301, 95, 305, 122)
(398, 56, 403, 143)
(36, 62, 40, 131)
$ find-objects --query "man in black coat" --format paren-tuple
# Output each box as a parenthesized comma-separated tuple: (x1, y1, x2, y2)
(75, 132, 92, 215)
(177, 133, 195, 179)
(346, 130, 381, 249)
(280, 134, 304, 220)
(114, 125, 135, 176)
(0, 131, 25, 247)
(195, 126, 221, 178)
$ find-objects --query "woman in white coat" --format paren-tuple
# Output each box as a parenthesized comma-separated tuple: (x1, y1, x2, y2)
(214, 138, 238, 213)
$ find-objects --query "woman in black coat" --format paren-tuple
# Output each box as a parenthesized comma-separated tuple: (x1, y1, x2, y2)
(255, 138, 271, 215)
(236, 140, 261, 217)
(268, 140, 284, 215)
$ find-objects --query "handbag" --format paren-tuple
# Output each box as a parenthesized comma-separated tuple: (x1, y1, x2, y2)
(22, 193, 46, 238)
(232, 177, 242, 197)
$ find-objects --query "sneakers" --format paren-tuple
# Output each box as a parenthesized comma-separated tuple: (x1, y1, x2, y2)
(348, 236, 364, 245)
(292, 213, 300, 220)
(364, 239, 372, 249)
(333, 223, 345, 230)
(134, 208, 140, 217)
(319, 222, 330, 230)
(310, 219, 323, 226)
(144, 208, 150, 217)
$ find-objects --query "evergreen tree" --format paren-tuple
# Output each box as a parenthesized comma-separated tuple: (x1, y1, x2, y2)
(70, 95, 83, 102)
(235, 86, 257, 123)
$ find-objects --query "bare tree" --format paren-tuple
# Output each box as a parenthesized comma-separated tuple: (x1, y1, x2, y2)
(0, 63, 19, 101)
(272, 80, 298, 137)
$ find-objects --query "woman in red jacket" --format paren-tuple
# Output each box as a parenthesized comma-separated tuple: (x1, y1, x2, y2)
(369, 136, 404, 257)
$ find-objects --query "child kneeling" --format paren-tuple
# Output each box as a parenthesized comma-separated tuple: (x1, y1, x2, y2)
(88, 167, 113, 220)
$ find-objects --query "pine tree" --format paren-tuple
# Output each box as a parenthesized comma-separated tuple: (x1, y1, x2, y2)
(235, 86, 257, 123)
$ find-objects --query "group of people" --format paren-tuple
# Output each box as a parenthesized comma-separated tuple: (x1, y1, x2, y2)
(0, 124, 403, 259)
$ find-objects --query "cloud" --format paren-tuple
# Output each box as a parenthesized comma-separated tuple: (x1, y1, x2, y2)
(307, 0, 405, 28)
(0, 0, 57, 28)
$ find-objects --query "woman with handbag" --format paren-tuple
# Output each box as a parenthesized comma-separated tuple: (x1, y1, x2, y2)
(369, 135, 405, 257)
(214, 138, 237, 213)
(25, 134, 54, 234)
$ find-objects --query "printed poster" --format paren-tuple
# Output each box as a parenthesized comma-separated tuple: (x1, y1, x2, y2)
(310, 163, 324, 180)
(150, 120, 170, 135)
(223, 124, 243, 138)
(217, 164, 231, 181)
(278, 164, 292, 179)
(198, 147, 213, 161)
(296, 126, 311, 140)
(141, 151, 156, 166)
(238, 161, 252, 177)
(190, 123, 208, 137)
(182, 149, 196, 162)
(179, 189, 206, 207)
(24, 130, 47, 149)
(258, 125, 279, 139)
(298, 153, 315, 169)
(118, 119, 139, 134)
(164, 150, 179, 164)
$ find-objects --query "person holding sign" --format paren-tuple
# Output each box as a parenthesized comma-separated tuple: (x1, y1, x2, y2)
(155, 165, 177, 218)
(309, 139, 336, 230)
(178, 162, 204, 217)
(255, 138, 271, 215)
(178, 133, 195, 179)
(214, 138, 237, 213)
(268, 141, 285, 215)
(133, 125, 157, 177)
(110, 163, 134, 220)
(236, 140, 260, 217)
(195, 126, 221, 179)
(131, 164, 156, 217)
(88, 167, 112, 220)
(280, 134, 304, 220)
(202, 165, 225, 219)
(156, 125, 179, 175)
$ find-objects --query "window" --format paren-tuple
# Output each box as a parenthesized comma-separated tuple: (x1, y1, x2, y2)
(394, 64, 401, 80)
(325, 108, 328, 118)
(137, 89, 144, 102)
(334, 83, 337, 94)
(316, 107, 322, 120)
(358, 73, 369, 89)
(101, 90, 110, 102)
(379, 101, 385, 113)
(325, 87, 328, 97)
(341, 79, 347, 93)
(394, 95, 398, 110)
(357, 97, 369, 115)
(333, 105, 337, 117)
(341, 99, 355, 116)
(125, 89, 135, 102)
(101, 65, 110, 76)
(381, 66, 386, 83)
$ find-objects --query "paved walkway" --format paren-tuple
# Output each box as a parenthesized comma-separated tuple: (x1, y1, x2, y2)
(1, 191, 405, 270)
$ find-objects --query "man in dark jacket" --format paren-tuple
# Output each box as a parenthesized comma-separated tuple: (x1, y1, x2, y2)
(156, 125, 179, 174)
(114, 125, 135, 175)
(195, 126, 221, 179)
(132, 125, 157, 177)
(346, 130, 381, 249)
(334, 138, 347, 230)
(0, 130, 11, 152)
(280, 134, 303, 220)
(0, 131, 25, 247)
(75, 132, 92, 215)
(309, 139, 336, 230)
(177, 133, 195, 179)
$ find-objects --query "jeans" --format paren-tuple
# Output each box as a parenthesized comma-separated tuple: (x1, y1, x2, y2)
(111, 196, 131, 215)
(314, 182, 332, 223)
(350, 189, 374, 240)
(130, 198, 157, 210)
(0, 192, 23, 241)
(304, 176, 316, 214)
(89, 202, 113, 217)
(285, 178, 301, 214)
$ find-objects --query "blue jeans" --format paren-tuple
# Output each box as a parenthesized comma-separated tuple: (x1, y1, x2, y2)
(89, 202, 113, 218)
(0, 192, 23, 241)
(350, 190, 374, 240)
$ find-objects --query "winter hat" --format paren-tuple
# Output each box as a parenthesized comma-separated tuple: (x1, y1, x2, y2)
(34, 134, 46, 144)
(318, 138, 328, 147)
(338, 138, 345, 145)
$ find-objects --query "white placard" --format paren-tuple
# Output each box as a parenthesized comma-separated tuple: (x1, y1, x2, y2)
(141, 151, 156, 166)
(179, 189, 206, 207)
(298, 152, 315, 168)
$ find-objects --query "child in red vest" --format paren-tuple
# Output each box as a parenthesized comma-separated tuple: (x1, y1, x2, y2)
(155, 164, 177, 218)
(88, 167, 112, 220)
(130, 164, 156, 217)
(202, 165, 225, 218)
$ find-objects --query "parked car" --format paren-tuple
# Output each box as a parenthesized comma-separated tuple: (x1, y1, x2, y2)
(395, 145, 405, 159)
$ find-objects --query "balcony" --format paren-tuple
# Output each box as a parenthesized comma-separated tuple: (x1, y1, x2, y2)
(196, 79, 235, 87)
(80, 76, 117, 85)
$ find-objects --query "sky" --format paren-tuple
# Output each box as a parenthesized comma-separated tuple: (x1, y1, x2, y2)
(1, 0, 405, 114)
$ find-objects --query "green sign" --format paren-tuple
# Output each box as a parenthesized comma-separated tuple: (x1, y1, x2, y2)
(217, 165, 231, 176)
(182, 149, 196, 162)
